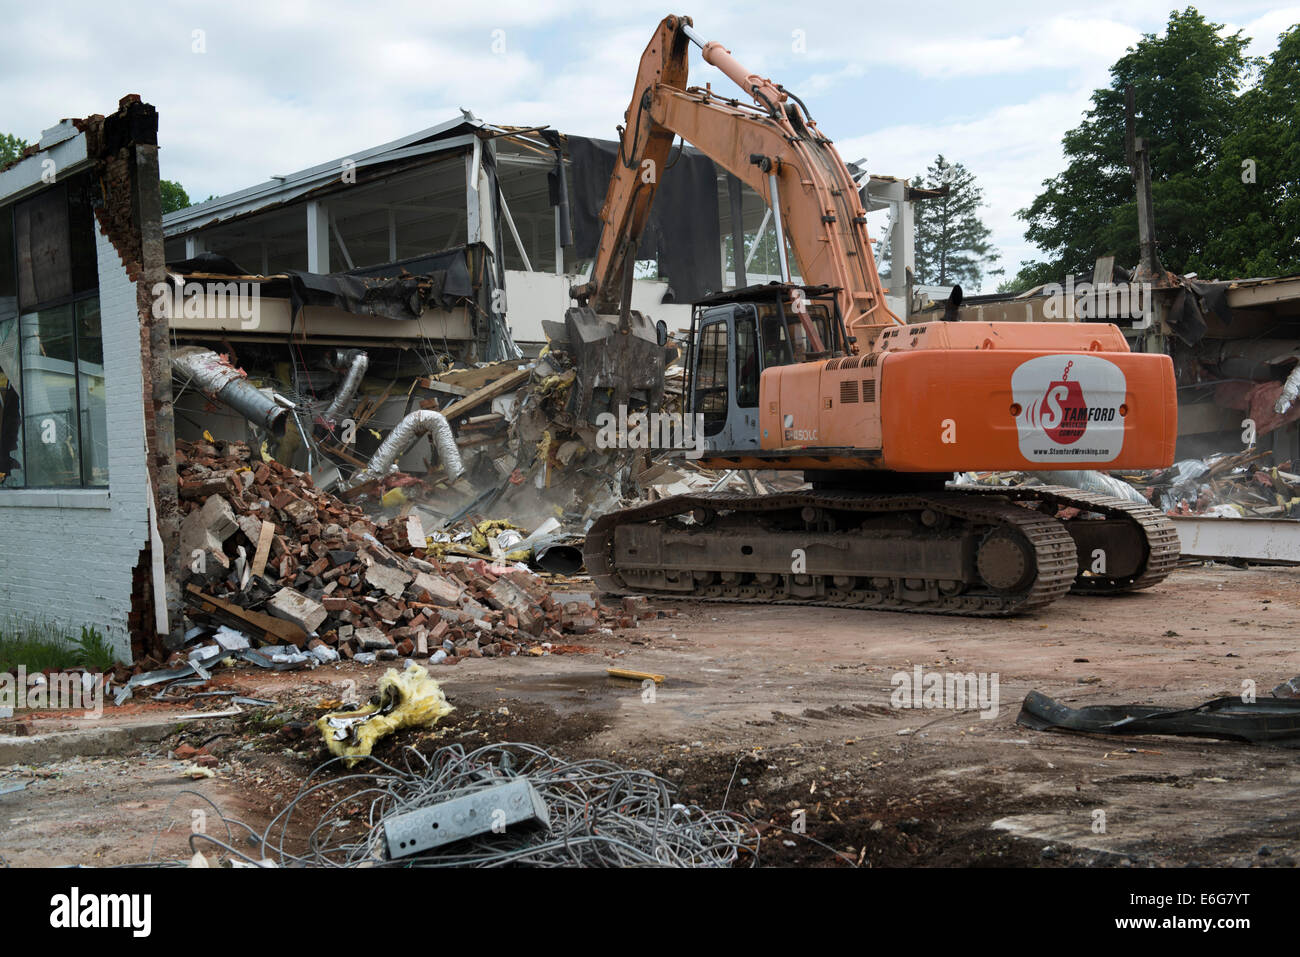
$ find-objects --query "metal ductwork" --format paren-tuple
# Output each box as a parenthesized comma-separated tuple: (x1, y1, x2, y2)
(348, 410, 464, 487)
(1198, 339, 1300, 381)
(1275, 364, 1300, 416)
(534, 541, 584, 575)
(322, 349, 369, 425)
(171, 346, 287, 436)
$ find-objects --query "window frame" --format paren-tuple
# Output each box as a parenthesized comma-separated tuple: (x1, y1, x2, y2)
(0, 174, 106, 491)
(693, 316, 730, 436)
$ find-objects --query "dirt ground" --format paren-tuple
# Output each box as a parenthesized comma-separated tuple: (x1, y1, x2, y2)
(3, 562, 1299, 868)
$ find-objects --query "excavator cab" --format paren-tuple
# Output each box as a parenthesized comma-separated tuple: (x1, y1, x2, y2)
(686, 283, 845, 453)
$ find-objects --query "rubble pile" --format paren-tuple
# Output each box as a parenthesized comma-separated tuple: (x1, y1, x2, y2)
(425, 352, 646, 532)
(1115, 449, 1300, 517)
(174, 439, 664, 669)
(960, 449, 1300, 519)
(398, 349, 783, 538)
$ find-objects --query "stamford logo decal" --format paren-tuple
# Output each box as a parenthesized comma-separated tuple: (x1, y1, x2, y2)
(1032, 359, 1087, 444)
(1012, 354, 1125, 462)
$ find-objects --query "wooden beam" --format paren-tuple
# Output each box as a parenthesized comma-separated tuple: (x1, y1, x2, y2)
(440, 368, 530, 422)
(251, 520, 276, 577)
(415, 377, 472, 397)
(184, 583, 308, 647)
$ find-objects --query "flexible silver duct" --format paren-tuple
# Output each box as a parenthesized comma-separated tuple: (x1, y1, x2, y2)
(534, 541, 584, 575)
(172, 346, 287, 436)
(1032, 469, 1148, 505)
(348, 410, 464, 487)
(1274, 363, 1300, 416)
(322, 349, 369, 425)
(1199, 338, 1300, 381)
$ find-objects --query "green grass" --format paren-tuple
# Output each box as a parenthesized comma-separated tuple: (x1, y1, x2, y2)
(73, 625, 119, 672)
(0, 618, 122, 673)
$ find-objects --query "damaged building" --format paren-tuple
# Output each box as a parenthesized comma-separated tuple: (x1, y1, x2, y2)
(1, 101, 912, 664)
(0, 96, 177, 662)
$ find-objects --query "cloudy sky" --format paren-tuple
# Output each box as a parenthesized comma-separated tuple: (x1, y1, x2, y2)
(2, 1, 1295, 289)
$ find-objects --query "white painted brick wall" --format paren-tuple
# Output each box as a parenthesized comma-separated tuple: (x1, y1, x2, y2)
(0, 217, 150, 661)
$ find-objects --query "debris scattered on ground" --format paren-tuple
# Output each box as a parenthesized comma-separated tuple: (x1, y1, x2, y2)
(1272, 676, 1300, 698)
(171, 438, 665, 667)
(171, 743, 759, 867)
(317, 663, 454, 766)
(607, 667, 665, 684)
(1117, 449, 1299, 517)
(959, 448, 1300, 518)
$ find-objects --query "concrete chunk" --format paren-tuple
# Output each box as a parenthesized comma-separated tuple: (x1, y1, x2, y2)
(355, 626, 395, 651)
(180, 495, 239, 569)
(281, 498, 316, 525)
(411, 571, 463, 607)
(266, 587, 328, 634)
(484, 579, 542, 635)
(365, 562, 413, 598)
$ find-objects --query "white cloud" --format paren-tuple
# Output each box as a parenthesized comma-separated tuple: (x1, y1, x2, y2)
(838, 86, 1093, 288)
(1, 0, 1289, 290)
(876, 17, 1141, 80)
(1233, 7, 1300, 57)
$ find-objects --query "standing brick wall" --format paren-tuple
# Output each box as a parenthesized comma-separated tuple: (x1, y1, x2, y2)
(0, 219, 150, 661)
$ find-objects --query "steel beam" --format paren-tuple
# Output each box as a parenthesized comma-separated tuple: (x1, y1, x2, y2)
(1171, 516, 1300, 562)
(383, 778, 549, 857)
(306, 200, 329, 273)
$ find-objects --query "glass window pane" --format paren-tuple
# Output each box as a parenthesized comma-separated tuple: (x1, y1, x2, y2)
(757, 304, 793, 368)
(694, 319, 729, 434)
(807, 303, 838, 355)
(0, 314, 22, 488)
(16, 186, 71, 311)
(735, 313, 759, 408)
(20, 304, 81, 487)
(77, 298, 107, 486)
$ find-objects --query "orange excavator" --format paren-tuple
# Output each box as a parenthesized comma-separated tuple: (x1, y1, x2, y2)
(576, 15, 1180, 616)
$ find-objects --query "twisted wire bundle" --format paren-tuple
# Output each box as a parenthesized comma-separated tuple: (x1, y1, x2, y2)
(168, 742, 760, 868)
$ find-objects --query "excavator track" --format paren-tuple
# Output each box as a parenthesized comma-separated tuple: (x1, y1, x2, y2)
(586, 490, 1079, 617)
(955, 484, 1180, 594)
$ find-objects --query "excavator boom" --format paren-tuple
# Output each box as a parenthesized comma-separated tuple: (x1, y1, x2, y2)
(571, 14, 900, 336)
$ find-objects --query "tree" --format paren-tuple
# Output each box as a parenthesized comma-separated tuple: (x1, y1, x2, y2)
(0, 133, 30, 167)
(1187, 24, 1300, 278)
(159, 179, 191, 215)
(912, 155, 1000, 288)
(1013, 8, 1253, 288)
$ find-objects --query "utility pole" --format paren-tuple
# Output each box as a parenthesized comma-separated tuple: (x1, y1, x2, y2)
(1125, 85, 1165, 283)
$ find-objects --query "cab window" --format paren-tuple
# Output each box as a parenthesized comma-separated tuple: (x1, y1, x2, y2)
(734, 311, 759, 408)
(694, 319, 729, 434)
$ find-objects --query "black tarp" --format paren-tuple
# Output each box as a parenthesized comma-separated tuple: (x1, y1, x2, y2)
(567, 136, 721, 304)
(1166, 277, 1232, 346)
(166, 246, 479, 323)
(1018, 690, 1300, 747)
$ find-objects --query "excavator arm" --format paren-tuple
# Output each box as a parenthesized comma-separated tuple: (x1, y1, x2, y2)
(570, 14, 902, 340)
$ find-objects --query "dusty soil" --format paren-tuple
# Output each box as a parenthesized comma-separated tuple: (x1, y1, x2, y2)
(3, 562, 1299, 867)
